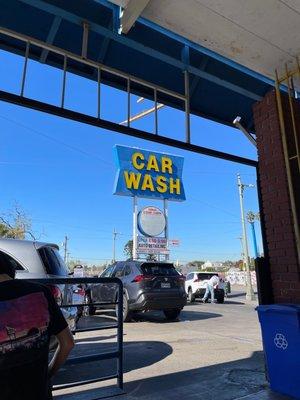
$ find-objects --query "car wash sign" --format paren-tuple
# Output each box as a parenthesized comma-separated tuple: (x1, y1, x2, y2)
(114, 145, 185, 201)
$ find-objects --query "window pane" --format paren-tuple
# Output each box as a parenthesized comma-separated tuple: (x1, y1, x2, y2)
(39, 247, 68, 276)
(141, 263, 179, 277)
(0, 251, 24, 271)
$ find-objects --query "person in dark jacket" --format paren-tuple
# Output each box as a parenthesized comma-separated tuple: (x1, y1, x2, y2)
(0, 252, 74, 400)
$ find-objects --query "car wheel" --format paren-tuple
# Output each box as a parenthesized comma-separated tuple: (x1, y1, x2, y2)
(217, 295, 225, 304)
(188, 288, 195, 303)
(163, 309, 181, 321)
(116, 294, 132, 322)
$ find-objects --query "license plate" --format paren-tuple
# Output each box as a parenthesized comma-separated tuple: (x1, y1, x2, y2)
(161, 282, 171, 288)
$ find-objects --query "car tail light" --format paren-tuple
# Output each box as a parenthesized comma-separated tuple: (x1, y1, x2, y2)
(48, 285, 63, 305)
(132, 275, 154, 283)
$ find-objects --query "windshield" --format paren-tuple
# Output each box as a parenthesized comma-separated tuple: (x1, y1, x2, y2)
(38, 246, 68, 276)
(141, 263, 179, 277)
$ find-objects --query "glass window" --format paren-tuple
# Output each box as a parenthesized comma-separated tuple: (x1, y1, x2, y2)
(101, 265, 114, 278)
(186, 273, 193, 280)
(0, 251, 24, 271)
(197, 273, 218, 281)
(38, 246, 68, 276)
(141, 263, 179, 277)
(112, 263, 124, 278)
(124, 265, 131, 276)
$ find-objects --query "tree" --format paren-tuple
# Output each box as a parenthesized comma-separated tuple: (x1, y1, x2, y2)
(0, 204, 36, 240)
(124, 240, 133, 259)
(188, 260, 205, 270)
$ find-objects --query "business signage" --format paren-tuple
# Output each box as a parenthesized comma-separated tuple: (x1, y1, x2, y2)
(114, 145, 185, 201)
(138, 206, 166, 237)
(137, 236, 169, 254)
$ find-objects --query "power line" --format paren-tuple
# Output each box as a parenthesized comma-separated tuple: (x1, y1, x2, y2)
(188, 196, 240, 219)
(0, 114, 113, 167)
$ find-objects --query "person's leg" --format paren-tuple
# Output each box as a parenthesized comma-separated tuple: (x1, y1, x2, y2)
(210, 285, 215, 303)
(202, 285, 210, 302)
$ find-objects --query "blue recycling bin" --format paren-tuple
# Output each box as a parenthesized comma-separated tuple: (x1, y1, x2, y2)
(257, 304, 300, 399)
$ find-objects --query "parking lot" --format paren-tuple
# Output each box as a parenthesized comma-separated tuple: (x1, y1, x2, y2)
(54, 287, 271, 400)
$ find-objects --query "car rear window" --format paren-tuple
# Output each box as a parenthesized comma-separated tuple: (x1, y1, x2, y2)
(141, 263, 179, 277)
(197, 273, 218, 280)
(38, 246, 68, 276)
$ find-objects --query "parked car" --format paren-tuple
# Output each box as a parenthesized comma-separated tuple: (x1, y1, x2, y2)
(0, 238, 78, 331)
(185, 272, 225, 303)
(88, 261, 187, 321)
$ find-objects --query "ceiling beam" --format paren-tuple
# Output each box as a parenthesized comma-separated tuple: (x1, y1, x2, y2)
(40, 15, 61, 63)
(0, 89, 258, 167)
(119, 0, 150, 34)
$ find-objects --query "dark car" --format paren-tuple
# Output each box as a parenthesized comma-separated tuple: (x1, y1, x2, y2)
(88, 261, 187, 321)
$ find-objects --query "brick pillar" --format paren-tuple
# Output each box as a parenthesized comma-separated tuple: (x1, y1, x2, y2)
(253, 90, 300, 303)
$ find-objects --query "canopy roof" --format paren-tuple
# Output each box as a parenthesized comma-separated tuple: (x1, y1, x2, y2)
(3, 0, 295, 133)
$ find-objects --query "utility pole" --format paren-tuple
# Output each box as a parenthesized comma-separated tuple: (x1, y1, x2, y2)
(63, 235, 68, 264)
(237, 236, 245, 269)
(112, 228, 121, 263)
(237, 174, 255, 301)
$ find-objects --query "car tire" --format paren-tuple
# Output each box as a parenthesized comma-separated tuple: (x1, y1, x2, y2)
(116, 294, 132, 322)
(188, 288, 195, 303)
(217, 294, 225, 304)
(163, 308, 181, 321)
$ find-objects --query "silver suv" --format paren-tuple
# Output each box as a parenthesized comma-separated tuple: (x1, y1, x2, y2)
(0, 238, 77, 330)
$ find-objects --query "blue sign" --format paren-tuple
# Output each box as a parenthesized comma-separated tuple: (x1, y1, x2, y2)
(114, 145, 185, 201)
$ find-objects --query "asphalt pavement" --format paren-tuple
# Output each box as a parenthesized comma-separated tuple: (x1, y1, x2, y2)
(53, 288, 291, 400)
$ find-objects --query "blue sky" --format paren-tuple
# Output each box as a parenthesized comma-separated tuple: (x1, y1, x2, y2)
(0, 49, 261, 264)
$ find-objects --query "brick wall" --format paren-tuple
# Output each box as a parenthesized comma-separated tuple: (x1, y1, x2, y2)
(253, 90, 300, 303)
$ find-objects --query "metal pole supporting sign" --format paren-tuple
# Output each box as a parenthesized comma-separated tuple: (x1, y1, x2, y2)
(133, 196, 138, 260)
(164, 199, 169, 261)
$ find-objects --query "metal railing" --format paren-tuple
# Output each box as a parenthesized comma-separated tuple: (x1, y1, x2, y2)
(28, 277, 124, 393)
(0, 26, 189, 141)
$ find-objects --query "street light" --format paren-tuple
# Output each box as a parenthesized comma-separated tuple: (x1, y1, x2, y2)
(237, 173, 255, 301)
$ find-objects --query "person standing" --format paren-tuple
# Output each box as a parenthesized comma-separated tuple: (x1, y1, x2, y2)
(0, 253, 74, 400)
(202, 274, 220, 303)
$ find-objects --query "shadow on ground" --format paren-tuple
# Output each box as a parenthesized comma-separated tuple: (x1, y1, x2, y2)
(55, 351, 268, 400)
(53, 340, 173, 387)
(78, 309, 222, 325)
(132, 309, 222, 323)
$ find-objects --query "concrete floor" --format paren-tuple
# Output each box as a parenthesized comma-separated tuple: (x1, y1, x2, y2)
(53, 289, 292, 400)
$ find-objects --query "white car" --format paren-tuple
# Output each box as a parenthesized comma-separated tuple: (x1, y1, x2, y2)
(185, 272, 225, 303)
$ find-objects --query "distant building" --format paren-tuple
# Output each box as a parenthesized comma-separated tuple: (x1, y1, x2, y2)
(201, 260, 224, 270)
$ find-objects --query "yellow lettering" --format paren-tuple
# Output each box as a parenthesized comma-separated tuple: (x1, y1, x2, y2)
(141, 174, 155, 191)
(169, 178, 180, 194)
(147, 155, 159, 172)
(156, 176, 167, 193)
(161, 157, 173, 173)
(124, 171, 141, 189)
(132, 152, 145, 170)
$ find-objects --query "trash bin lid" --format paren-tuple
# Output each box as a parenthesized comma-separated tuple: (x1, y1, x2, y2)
(256, 304, 300, 314)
